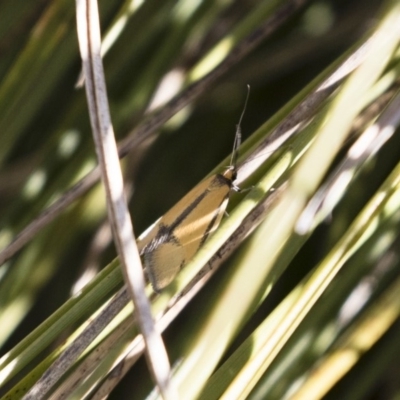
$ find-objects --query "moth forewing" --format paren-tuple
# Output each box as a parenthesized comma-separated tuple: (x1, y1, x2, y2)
(139, 172, 233, 291)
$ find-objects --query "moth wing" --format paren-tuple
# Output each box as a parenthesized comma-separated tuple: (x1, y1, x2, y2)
(174, 174, 231, 259)
(161, 176, 218, 225)
(138, 173, 231, 291)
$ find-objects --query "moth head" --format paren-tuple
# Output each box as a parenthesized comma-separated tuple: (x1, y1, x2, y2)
(223, 166, 236, 183)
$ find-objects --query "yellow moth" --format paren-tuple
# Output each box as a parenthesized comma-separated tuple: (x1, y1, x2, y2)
(140, 86, 250, 292)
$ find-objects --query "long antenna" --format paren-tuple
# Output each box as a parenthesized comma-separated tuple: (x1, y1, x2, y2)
(230, 84, 250, 168)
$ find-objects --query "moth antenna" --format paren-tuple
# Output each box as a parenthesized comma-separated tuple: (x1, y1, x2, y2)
(230, 84, 250, 169)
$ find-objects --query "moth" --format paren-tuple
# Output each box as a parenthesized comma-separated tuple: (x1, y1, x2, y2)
(140, 86, 250, 292)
